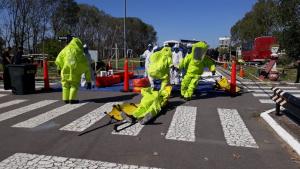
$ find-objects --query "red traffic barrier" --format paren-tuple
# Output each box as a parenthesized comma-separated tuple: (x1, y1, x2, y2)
(230, 60, 237, 96)
(133, 86, 143, 93)
(132, 78, 150, 87)
(112, 75, 121, 84)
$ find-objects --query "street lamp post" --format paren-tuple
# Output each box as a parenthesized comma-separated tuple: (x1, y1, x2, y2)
(124, 0, 127, 58)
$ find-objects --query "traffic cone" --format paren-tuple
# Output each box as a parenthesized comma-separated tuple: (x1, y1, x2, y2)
(230, 60, 237, 96)
(43, 58, 50, 91)
(123, 58, 129, 92)
(223, 62, 228, 69)
(239, 66, 245, 78)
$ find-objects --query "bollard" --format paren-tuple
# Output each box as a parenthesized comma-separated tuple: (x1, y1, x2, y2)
(43, 58, 50, 91)
(239, 66, 245, 78)
(123, 58, 129, 92)
(230, 60, 237, 95)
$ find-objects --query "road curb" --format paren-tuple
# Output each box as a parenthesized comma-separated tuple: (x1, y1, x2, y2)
(260, 108, 300, 156)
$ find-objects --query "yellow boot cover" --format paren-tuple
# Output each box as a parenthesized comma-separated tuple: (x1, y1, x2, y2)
(216, 77, 240, 93)
(106, 103, 139, 121)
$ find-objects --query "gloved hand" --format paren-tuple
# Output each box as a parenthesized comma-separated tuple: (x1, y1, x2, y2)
(212, 71, 216, 76)
(86, 82, 92, 90)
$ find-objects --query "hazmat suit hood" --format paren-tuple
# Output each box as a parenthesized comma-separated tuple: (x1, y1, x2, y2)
(192, 41, 208, 61)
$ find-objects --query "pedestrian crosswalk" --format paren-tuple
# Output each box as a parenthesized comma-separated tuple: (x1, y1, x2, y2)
(0, 95, 258, 149)
(246, 85, 300, 104)
(0, 153, 161, 169)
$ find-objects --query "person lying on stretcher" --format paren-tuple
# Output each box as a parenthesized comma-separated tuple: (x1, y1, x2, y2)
(107, 86, 172, 125)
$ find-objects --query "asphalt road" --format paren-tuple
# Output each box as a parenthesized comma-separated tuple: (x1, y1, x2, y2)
(0, 74, 299, 169)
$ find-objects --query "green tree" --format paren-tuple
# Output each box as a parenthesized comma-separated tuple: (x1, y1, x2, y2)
(51, 0, 79, 37)
(277, 0, 300, 60)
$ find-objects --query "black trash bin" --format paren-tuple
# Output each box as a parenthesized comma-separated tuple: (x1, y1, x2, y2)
(7, 64, 37, 95)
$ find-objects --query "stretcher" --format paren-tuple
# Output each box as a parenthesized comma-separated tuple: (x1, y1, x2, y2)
(106, 86, 172, 122)
(214, 76, 241, 93)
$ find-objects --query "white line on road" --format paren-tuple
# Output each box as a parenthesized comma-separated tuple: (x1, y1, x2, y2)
(259, 99, 275, 104)
(13, 103, 86, 128)
(112, 122, 145, 136)
(217, 108, 258, 148)
(0, 94, 8, 98)
(253, 93, 300, 97)
(165, 106, 197, 142)
(0, 89, 11, 92)
(261, 108, 300, 156)
(248, 89, 300, 93)
(0, 153, 161, 169)
(0, 100, 27, 109)
(247, 86, 297, 89)
(60, 102, 122, 132)
(253, 93, 271, 97)
(0, 100, 57, 122)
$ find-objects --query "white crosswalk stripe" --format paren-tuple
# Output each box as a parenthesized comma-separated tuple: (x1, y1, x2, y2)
(0, 100, 27, 109)
(12, 103, 87, 128)
(0, 89, 11, 92)
(0, 153, 161, 169)
(253, 93, 300, 97)
(259, 99, 275, 104)
(60, 102, 122, 132)
(0, 94, 8, 98)
(217, 108, 258, 148)
(0, 99, 263, 149)
(248, 89, 300, 93)
(112, 122, 145, 136)
(247, 86, 297, 89)
(0, 100, 58, 122)
(165, 106, 197, 142)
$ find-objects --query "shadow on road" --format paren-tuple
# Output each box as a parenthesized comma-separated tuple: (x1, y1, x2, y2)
(82, 93, 139, 103)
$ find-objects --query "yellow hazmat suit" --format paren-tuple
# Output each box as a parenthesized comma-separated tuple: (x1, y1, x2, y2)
(55, 38, 91, 103)
(179, 42, 215, 100)
(147, 47, 172, 91)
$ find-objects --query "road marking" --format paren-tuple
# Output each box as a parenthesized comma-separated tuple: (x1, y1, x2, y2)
(259, 99, 275, 104)
(165, 106, 197, 142)
(0, 94, 8, 98)
(248, 89, 300, 93)
(261, 108, 300, 156)
(0, 100, 27, 109)
(217, 108, 258, 148)
(252, 93, 271, 97)
(0, 153, 161, 169)
(0, 89, 11, 92)
(0, 100, 57, 122)
(13, 103, 86, 128)
(112, 122, 144, 136)
(247, 86, 297, 89)
(60, 102, 122, 132)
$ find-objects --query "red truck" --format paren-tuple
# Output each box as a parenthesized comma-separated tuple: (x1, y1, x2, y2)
(242, 36, 277, 62)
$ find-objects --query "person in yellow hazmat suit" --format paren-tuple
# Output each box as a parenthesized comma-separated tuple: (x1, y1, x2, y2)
(179, 41, 216, 101)
(147, 46, 172, 91)
(55, 37, 92, 104)
(119, 86, 172, 125)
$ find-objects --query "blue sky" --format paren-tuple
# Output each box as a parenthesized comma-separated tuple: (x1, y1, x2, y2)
(76, 0, 257, 48)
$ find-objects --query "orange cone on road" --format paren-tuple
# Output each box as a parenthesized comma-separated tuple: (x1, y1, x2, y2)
(223, 62, 228, 69)
(239, 66, 245, 78)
